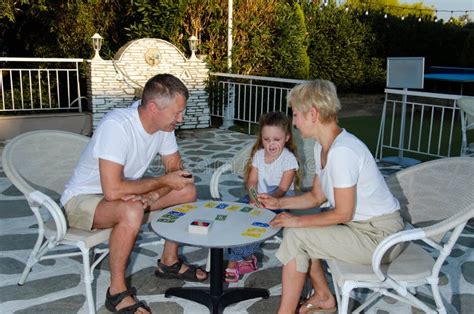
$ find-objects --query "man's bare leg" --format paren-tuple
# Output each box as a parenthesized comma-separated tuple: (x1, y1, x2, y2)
(150, 184, 206, 280)
(277, 259, 307, 314)
(94, 199, 150, 313)
(299, 259, 336, 313)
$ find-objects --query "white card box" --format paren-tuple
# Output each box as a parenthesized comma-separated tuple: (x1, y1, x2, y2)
(188, 220, 213, 234)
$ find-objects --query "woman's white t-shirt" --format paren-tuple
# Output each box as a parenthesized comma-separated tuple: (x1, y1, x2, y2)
(252, 148, 299, 194)
(314, 129, 399, 221)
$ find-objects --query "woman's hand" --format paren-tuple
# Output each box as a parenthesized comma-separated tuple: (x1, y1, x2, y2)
(164, 170, 194, 190)
(257, 193, 280, 209)
(270, 212, 300, 228)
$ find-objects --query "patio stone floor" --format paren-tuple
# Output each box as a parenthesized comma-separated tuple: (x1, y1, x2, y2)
(0, 128, 473, 313)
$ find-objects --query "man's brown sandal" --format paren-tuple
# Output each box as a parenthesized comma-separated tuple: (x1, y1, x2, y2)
(105, 287, 151, 313)
(155, 258, 207, 282)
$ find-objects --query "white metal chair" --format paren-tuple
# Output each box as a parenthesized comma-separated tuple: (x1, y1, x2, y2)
(327, 157, 474, 313)
(458, 97, 474, 156)
(2, 130, 163, 313)
(2, 130, 112, 313)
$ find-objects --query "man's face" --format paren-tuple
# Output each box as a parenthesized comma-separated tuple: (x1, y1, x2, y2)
(154, 94, 187, 132)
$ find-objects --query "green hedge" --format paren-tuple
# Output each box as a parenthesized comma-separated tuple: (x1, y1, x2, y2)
(3, 1, 473, 93)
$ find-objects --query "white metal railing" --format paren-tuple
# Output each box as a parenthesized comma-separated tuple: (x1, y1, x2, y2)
(0, 57, 85, 113)
(210, 74, 467, 159)
(376, 89, 469, 160)
(209, 72, 308, 133)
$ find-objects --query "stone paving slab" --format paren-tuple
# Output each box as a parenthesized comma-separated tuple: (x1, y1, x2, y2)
(0, 128, 472, 313)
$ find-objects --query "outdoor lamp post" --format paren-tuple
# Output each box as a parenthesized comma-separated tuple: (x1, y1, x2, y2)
(188, 35, 198, 61)
(91, 33, 103, 61)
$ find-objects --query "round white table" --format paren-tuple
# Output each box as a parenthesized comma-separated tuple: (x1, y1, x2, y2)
(151, 200, 281, 314)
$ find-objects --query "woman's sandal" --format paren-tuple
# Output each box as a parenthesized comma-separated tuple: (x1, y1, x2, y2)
(105, 287, 151, 313)
(224, 267, 240, 283)
(237, 255, 257, 275)
(154, 258, 207, 282)
(297, 299, 337, 314)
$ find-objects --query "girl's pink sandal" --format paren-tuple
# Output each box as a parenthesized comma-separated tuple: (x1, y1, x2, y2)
(237, 255, 257, 275)
(225, 268, 240, 283)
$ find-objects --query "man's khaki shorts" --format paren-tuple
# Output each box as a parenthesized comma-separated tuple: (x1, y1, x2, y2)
(275, 211, 404, 273)
(63, 194, 103, 231)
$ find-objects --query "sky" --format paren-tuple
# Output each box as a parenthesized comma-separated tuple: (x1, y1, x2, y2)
(400, 0, 474, 21)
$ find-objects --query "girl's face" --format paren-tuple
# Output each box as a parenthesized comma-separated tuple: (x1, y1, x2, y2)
(261, 125, 289, 157)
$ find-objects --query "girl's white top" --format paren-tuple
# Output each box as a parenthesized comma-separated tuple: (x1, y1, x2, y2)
(252, 148, 299, 194)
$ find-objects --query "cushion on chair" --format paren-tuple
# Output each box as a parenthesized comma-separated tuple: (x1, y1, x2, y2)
(45, 220, 111, 248)
(327, 243, 434, 287)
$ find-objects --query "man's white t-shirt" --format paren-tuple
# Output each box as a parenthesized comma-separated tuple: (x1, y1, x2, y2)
(314, 129, 399, 221)
(252, 148, 299, 194)
(60, 106, 178, 206)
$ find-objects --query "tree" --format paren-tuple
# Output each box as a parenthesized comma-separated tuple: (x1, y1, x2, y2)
(272, 2, 310, 79)
(302, 1, 384, 90)
(2, 1, 124, 59)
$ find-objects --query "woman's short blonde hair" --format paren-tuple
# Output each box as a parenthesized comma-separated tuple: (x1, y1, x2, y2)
(287, 79, 341, 123)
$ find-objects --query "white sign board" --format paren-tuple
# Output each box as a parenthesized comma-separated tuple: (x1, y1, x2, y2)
(386, 57, 425, 89)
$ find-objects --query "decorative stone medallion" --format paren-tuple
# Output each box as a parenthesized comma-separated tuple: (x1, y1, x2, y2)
(144, 48, 161, 66)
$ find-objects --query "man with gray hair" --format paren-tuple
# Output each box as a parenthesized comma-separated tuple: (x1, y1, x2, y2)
(61, 73, 207, 313)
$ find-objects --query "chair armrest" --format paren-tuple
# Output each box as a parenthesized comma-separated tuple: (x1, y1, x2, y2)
(210, 163, 233, 200)
(28, 191, 68, 242)
(371, 227, 425, 294)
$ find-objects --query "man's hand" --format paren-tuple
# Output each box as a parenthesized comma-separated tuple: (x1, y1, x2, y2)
(164, 170, 194, 190)
(270, 212, 300, 228)
(121, 191, 160, 209)
(257, 193, 281, 209)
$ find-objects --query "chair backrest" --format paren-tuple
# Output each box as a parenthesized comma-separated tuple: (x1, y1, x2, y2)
(386, 157, 474, 240)
(2, 130, 89, 201)
(229, 128, 316, 190)
(459, 97, 474, 130)
(292, 128, 316, 190)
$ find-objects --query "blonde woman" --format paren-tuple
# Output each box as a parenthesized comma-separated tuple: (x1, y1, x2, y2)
(260, 80, 404, 313)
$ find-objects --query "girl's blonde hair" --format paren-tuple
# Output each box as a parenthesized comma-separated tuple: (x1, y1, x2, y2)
(244, 112, 301, 191)
(287, 79, 341, 124)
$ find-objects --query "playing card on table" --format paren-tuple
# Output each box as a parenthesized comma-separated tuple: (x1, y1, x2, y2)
(250, 209, 263, 217)
(182, 204, 198, 209)
(247, 227, 266, 233)
(226, 205, 240, 211)
(167, 210, 185, 217)
(252, 222, 269, 227)
(240, 206, 253, 213)
(241, 231, 262, 238)
(157, 217, 176, 223)
(172, 207, 190, 213)
(162, 213, 178, 220)
(215, 203, 229, 209)
(215, 214, 228, 221)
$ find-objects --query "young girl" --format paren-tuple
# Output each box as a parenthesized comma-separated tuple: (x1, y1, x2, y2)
(225, 111, 301, 282)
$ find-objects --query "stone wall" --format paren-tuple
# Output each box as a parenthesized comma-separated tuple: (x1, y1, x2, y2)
(87, 38, 209, 130)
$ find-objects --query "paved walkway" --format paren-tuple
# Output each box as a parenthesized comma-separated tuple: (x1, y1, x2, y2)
(0, 128, 473, 313)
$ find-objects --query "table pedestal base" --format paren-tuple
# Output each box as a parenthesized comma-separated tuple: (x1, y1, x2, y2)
(164, 248, 269, 314)
(165, 286, 269, 314)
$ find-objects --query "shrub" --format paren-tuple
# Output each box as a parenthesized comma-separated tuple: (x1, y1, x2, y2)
(272, 2, 310, 79)
(302, 2, 384, 91)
